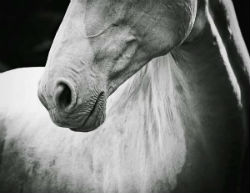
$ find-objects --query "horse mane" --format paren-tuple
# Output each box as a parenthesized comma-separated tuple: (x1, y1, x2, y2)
(85, 54, 192, 192)
(57, 54, 193, 192)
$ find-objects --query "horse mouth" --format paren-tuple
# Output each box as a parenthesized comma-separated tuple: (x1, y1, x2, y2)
(70, 91, 106, 132)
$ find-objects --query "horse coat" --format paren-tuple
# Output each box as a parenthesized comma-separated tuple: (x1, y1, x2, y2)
(0, 0, 249, 192)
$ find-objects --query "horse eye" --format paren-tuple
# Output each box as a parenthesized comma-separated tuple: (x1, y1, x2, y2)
(126, 37, 136, 44)
(112, 23, 119, 27)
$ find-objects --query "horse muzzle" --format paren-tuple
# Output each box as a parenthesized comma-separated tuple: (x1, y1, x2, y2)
(38, 79, 106, 132)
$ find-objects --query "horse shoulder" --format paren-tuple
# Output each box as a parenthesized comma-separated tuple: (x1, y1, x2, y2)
(0, 67, 91, 193)
(0, 68, 53, 192)
(0, 67, 43, 108)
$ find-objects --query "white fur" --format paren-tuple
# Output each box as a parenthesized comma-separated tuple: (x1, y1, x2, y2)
(0, 54, 190, 193)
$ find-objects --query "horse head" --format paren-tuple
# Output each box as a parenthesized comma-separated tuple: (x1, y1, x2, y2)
(38, 0, 197, 132)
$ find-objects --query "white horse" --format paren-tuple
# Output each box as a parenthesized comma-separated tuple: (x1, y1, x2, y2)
(0, 0, 249, 192)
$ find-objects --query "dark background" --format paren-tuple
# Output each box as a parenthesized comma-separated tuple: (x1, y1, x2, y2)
(0, 0, 249, 71)
(0, 0, 69, 70)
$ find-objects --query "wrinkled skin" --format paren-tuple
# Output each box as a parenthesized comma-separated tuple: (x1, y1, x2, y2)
(38, 0, 197, 131)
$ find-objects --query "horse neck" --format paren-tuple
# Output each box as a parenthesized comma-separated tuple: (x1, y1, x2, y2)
(208, 0, 250, 132)
(90, 1, 249, 187)
(171, 0, 248, 121)
(78, 55, 190, 192)
(167, 1, 247, 187)
(209, 0, 250, 88)
(107, 0, 250, 140)
(106, 54, 189, 155)
(191, 0, 250, 109)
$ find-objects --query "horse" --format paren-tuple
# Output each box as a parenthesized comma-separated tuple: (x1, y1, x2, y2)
(0, 0, 249, 192)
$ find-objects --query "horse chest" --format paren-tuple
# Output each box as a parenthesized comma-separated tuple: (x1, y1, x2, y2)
(1, 107, 186, 193)
(0, 66, 188, 193)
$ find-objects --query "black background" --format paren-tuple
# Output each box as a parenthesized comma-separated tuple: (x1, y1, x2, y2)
(0, 0, 249, 70)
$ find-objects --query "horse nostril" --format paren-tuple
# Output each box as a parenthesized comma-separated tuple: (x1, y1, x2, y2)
(54, 81, 75, 111)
